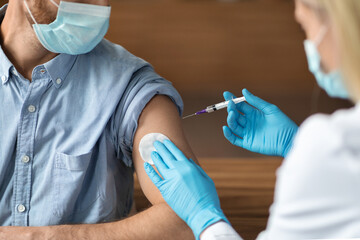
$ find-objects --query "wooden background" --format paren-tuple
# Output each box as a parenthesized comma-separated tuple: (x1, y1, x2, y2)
(105, 0, 351, 158)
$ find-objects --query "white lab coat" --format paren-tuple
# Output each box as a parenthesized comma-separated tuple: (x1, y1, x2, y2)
(201, 103, 360, 240)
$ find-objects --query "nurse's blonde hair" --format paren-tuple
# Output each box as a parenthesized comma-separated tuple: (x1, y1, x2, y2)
(301, 0, 360, 102)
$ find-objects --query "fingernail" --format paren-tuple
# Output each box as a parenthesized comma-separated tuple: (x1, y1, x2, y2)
(229, 110, 235, 117)
(243, 89, 251, 95)
(151, 151, 158, 158)
(144, 162, 150, 169)
(224, 91, 232, 100)
(153, 141, 161, 148)
(223, 126, 230, 137)
(163, 139, 171, 144)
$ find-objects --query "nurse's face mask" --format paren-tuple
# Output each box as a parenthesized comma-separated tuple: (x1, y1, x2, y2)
(304, 26, 349, 99)
(23, 0, 111, 55)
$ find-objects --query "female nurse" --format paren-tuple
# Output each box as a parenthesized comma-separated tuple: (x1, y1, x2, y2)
(144, 0, 360, 239)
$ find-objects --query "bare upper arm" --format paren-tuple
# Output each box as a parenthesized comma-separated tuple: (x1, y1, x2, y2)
(132, 95, 197, 205)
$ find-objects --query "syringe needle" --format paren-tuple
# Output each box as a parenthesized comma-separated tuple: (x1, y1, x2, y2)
(183, 113, 196, 119)
(182, 96, 245, 120)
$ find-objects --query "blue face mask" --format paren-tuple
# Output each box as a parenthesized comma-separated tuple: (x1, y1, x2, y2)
(303, 27, 349, 99)
(24, 0, 111, 55)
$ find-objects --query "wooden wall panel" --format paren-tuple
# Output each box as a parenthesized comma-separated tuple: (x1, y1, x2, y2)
(107, 0, 312, 96)
(106, 0, 351, 158)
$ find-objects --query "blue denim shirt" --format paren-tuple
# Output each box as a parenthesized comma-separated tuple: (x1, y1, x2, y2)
(0, 5, 183, 226)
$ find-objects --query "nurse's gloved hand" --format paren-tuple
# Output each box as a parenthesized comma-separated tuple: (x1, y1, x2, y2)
(223, 89, 298, 157)
(144, 140, 228, 240)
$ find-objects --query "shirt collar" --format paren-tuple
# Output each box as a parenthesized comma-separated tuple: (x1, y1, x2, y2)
(0, 4, 77, 89)
(0, 44, 12, 85)
(0, 5, 11, 85)
(44, 53, 77, 89)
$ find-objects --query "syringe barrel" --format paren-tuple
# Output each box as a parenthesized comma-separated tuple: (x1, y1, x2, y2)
(206, 106, 216, 113)
(205, 96, 246, 113)
(233, 96, 246, 104)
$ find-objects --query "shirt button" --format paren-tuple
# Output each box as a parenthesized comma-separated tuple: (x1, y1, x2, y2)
(22, 155, 30, 163)
(17, 204, 26, 213)
(1, 75, 7, 83)
(56, 78, 62, 85)
(40, 69, 46, 74)
(28, 105, 36, 113)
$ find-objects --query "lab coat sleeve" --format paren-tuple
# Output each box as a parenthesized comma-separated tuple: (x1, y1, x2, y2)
(258, 113, 360, 239)
(200, 221, 243, 240)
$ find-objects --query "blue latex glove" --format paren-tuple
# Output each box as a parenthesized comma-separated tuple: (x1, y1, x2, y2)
(144, 140, 228, 240)
(223, 89, 298, 157)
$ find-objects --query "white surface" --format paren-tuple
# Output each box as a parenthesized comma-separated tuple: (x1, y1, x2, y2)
(257, 103, 360, 239)
(203, 104, 360, 240)
(201, 221, 242, 240)
(139, 133, 170, 165)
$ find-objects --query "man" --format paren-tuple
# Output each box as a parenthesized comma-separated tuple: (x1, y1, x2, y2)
(0, 0, 196, 239)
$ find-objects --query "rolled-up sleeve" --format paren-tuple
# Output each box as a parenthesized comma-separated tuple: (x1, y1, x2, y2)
(111, 66, 183, 167)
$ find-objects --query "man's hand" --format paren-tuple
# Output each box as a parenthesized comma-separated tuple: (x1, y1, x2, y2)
(0, 202, 192, 240)
(0, 226, 50, 240)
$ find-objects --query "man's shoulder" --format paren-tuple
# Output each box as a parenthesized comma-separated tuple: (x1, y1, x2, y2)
(83, 39, 151, 72)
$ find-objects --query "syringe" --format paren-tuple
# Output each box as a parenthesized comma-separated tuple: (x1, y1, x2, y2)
(183, 96, 246, 119)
